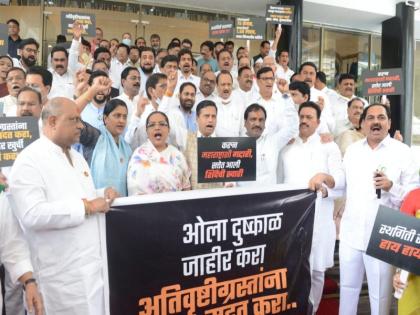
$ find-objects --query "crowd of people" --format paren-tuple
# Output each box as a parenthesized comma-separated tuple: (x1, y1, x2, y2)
(0, 16, 419, 315)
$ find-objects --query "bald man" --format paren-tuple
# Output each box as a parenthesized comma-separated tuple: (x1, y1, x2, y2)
(8, 97, 118, 315)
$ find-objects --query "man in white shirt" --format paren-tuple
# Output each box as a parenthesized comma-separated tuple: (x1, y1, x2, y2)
(299, 62, 335, 134)
(329, 73, 368, 123)
(48, 46, 74, 99)
(114, 66, 140, 122)
(314, 71, 338, 101)
(276, 50, 294, 82)
(0, 193, 43, 315)
(26, 66, 52, 107)
(250, 67, 290, 135)
(9, 97, 119, 315)
(214, 70, 244, 136)
(339, 103, 419, 315)
(109, 43, 129, 90)
(126, 72, 181, 149)
(1, 87, 43, 315)
(176, 49, 200, 92)
(169, 82, 197, 134)
(334, 97, 364, 138)
(280, 101, 345, 313)
(195, 70, 217, 107)
(139, 47, 156, 95)
(236, 66, 254, 105)
(240, 103, 297, 186)
(0, 67, 25, 116)
(215, 49, 238, 89)
(13, 38, 39, 72)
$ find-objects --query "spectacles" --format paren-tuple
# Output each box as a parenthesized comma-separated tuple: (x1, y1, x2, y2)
(146, 122, 169, 128)
(24, 48, 38, 54)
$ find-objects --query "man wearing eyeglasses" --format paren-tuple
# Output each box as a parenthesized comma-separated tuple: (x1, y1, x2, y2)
(250, 67, 291, 136)
(13, 38, 39, 72)
(48, 46, 75, 99)
(0, 67, 26, 116)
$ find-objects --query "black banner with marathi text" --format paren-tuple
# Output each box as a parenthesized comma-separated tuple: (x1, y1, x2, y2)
(0, 117, 39, 167)
(106, 186, 316, 314)
(367, 205, 420, 275)
(197, 137, 256, 183)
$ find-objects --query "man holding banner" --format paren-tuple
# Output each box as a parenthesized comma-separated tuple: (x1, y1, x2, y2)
(340, 103, 419, 315)
(279, 101, 345, 313)
(240, 102, 297, 186)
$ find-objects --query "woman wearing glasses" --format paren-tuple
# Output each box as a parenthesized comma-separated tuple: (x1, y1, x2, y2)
(127, 111, 191, 195)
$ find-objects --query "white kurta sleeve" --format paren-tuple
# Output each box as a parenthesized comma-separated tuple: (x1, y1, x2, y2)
(0, 193, 33, 284)
(8, 159, 85, 231)
(386, 148, 420, 208)
(272, 100, 299, 150)
(68, 38, 82, 73)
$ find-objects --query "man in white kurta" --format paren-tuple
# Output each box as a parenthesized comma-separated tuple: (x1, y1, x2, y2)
(279, 101, 345, 313)
(339, 104, 419, 315)
(238, 103, 298, 186)
(0, 193, 43, 314)
(8, 97, 118, 315)
(214, 70, 245, 137)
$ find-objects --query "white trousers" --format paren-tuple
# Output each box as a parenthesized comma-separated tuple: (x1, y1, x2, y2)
(310, 270, 324, 314)
(4, 269, 25, 315)
(339, 241, 393, 315)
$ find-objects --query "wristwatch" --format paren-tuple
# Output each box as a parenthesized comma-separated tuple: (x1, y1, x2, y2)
(23, 278, 37, 290)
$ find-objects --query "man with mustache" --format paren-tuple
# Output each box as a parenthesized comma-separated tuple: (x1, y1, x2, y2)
(280, 101, 345, 313)
(299, 62, 335, 134)
(14, 38, 39, 72)
(16, 86, 43, 118)
(195, 70, 217, 108)
(215, 49, 239, 89)
(81, 71, 111, 129)
(184, 100, 223, 190)
(176, 49, 200, 93)
(169, 82, 197, 132)
(114, 67, 140, 122)
(330, 73, 369, 126)
(339, 103, 419, 315)
(240, 102, 297, 186)
(48, 46, 74, 99)
(139, 47, 156, 95)
(335, 98, 365, 148)
(236, 66, 254, 104)
(0, 67, 26, 116)
(214, 70, 244, 136)
(250, 67, 296, 136)
(9, 97, 119, 315)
